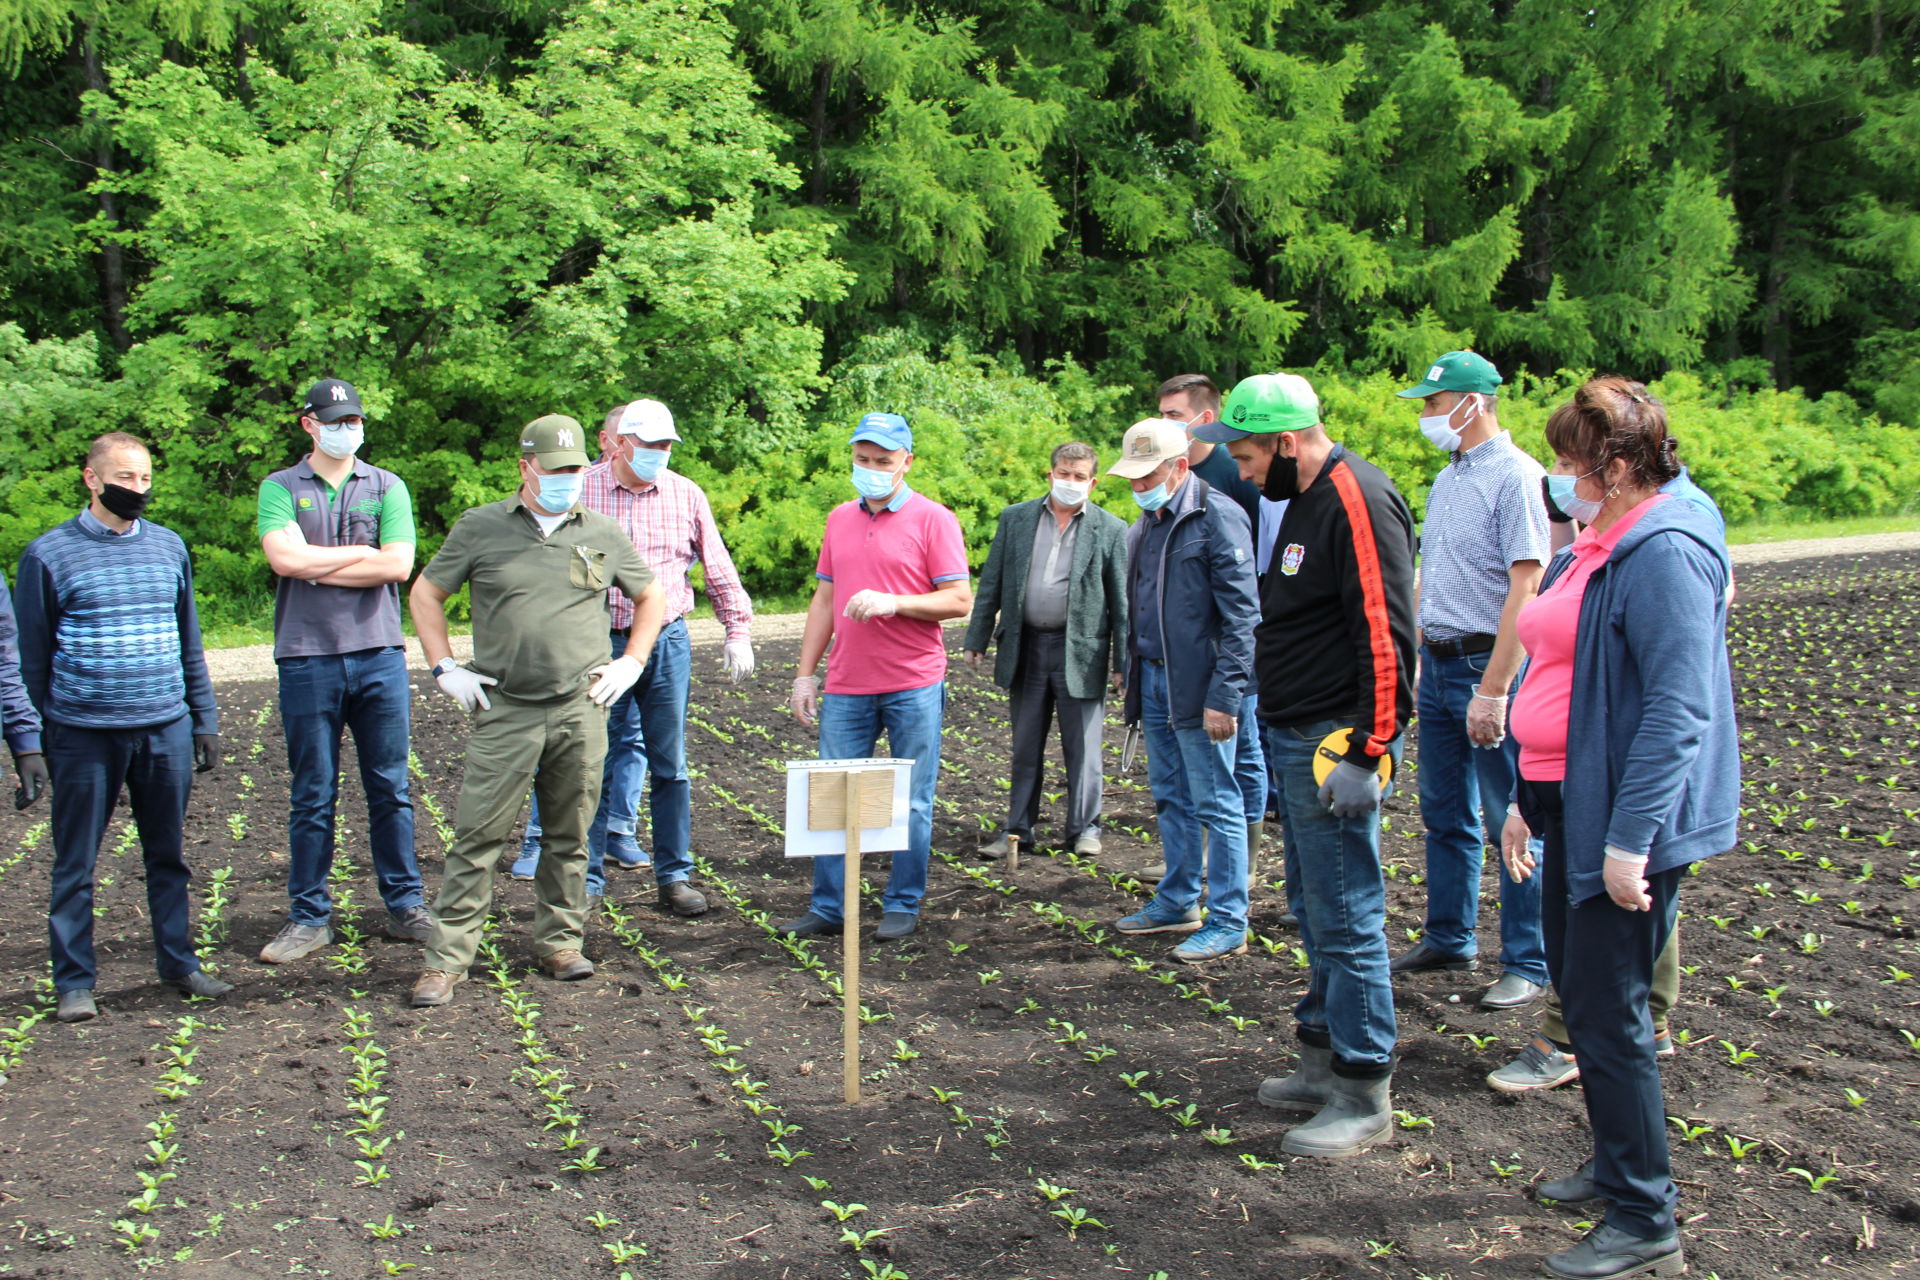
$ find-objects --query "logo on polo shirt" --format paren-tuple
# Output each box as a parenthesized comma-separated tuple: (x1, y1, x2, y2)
(1281, 543, 1305, 576)
(299, 497, 314, 509)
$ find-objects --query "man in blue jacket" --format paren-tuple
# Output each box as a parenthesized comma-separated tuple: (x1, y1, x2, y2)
(1107, 419, 1259, 963)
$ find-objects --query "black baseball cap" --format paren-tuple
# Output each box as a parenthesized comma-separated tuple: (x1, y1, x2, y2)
(302, 378, 364, 424)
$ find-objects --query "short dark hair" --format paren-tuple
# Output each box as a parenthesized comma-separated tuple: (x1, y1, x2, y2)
(1156, 374, 1220, 416)
(1544, 376, 1681, 490)
(86, 431, 148, 471)
(1050, 441, 1097, 470)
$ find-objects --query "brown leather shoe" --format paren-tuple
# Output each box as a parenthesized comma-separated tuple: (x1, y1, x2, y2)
(411, 968, 464, 1007)
(540, 949, 595, 981)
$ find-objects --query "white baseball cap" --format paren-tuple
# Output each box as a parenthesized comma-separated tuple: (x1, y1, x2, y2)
(615, 398, 681, 443)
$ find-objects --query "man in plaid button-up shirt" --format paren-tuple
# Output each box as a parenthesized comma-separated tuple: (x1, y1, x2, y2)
(518, 398, 754, 917)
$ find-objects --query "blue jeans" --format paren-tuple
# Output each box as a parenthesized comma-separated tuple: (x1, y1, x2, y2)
(1265, 718, 1398, 1070)
(278, 646, 422, 926)
(1415, 649, 1547, 983)
(812, 682, 944, 921)
(1233, 691, 1266, 825)
(46, 717, 200, 992)
(1139, 662, 1249, 936)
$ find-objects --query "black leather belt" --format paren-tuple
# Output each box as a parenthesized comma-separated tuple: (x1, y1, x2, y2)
(1425, 633, 1496, 658)
(1141, 656, 1165, 666)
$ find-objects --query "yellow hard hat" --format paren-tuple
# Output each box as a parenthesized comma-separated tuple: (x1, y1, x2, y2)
(1311, 729, 1394, 786)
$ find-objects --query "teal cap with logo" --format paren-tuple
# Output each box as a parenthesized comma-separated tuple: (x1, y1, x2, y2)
(1397, 350, 1503, 399)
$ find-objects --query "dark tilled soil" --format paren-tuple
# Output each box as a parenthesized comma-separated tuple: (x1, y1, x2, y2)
(0, 552, 1915, 1279)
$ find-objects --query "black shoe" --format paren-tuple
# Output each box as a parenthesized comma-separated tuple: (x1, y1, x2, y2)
(1390, 940, 1478, 975)
(163, 970, 235, 1000)
(1275, 908, 1299, 930)
(1537, 1158, 1601, 1204)
(658, 881, 709, 917)
(778, 911, 838, 938)
(874, 911, 917, 941)
(56, 989, 96, 1023)
(1542, 1224, 1684, 1278)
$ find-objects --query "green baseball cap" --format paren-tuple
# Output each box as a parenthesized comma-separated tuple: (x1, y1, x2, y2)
(1397, 350, 1503, 399)
(519, 414, 592, 468)
(1196, 372, 1321, 442)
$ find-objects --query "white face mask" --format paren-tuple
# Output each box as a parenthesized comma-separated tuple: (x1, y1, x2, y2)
(317, 423, 364, 459)
(1050, 476, 1090, 507)
(1418, 394, 1478, 453)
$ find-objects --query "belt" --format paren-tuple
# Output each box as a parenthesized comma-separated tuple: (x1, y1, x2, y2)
(1424, 633, 1496, 658)
(1141, 656, 1164, 666)
(609, 614, 684, 639)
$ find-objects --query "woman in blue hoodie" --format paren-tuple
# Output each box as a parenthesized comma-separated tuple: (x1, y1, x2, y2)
(1499, 377, 1738, 1280)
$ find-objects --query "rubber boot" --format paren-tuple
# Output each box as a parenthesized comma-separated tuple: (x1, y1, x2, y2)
(1280, 1071, 1393, 1158)
(1256, 1042, 1332, 1112)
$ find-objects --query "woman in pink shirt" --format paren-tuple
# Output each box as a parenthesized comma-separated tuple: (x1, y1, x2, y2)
(1496, 378, 1738, 1280)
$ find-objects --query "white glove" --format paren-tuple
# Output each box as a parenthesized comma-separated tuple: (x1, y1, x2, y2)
(436, 665, 497, 713)
(588, 655, 644, 708)
(723, 640, 756, 683)
(1603, 846, 1652, 912)
(791, 675, 819, 726)
(843, 590, 898, 622)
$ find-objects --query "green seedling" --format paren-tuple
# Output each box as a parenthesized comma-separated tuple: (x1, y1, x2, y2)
(858, 1260, 909, 1280)
(1787, 1166, 1839, 1192)
(1051, 1204, 1105, 1237)
(1489, 1159, 1522, 1178)
(840, 1226, 893, 1251)
(1812, 999, 1836, 1018)
(1239, 1152, 1280, 1171)
(562, 1147, 608, 1173)
(1724, 1135, 1759, 1159)
(1393, 1110, 1434, 1129)
(365, 1215, 404, 1239)
(1668, 1116, 1713, 1142)
(1842, 1087, 1867, 1108)
(1720, 1040, 1759, 1066)
(1033, 1177, 1076, 1201)
(1082, 1045, 1117, 1063)
(603, 1240, 648, 1264)
(1202, 1126, 1235, 1147)
(821, 1200, 868, 1222)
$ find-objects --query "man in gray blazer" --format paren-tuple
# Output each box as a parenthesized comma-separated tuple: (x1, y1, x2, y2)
(964, 442, 1129, 857)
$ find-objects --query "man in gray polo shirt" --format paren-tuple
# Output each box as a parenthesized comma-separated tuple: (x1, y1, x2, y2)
(1390, 351, 1551, 1009)
(256, 378, 429, 964)
(964, 441, 1129, 857)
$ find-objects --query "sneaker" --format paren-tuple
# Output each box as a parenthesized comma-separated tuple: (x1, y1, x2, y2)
(606, 832, 651, 871)
(512, 831, 541, 880)
(1072, 831, 1103, 856)
(1486, 1037, 1580, 1093)
(1116, 902, 1203, 935)
(384, 906, 433, 943)
(412, 969, 465, 1007)
(1654, 1029, 1675, 1058)
(259, 922, 332, 965)
(540, 949, 595, 981)
(1173, 923, 1249, 963)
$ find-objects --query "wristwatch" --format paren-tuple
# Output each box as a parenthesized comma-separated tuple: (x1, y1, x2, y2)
(432, 657, 461, 678)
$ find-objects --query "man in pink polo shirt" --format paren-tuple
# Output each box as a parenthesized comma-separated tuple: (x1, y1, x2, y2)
(786, 413, 972, 941)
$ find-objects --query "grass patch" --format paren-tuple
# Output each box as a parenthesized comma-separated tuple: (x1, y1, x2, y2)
(1725, 511, 1917, 546)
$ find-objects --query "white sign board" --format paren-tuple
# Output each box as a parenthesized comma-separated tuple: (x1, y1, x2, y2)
(782, 758, 912, 858)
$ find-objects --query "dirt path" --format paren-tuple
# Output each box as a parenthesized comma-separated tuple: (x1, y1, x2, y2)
(202, 529, 1917, 683)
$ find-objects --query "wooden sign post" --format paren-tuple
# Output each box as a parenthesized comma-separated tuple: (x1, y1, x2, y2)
(1006, 831, 1020, 873)
(784, 758, 911, 1105)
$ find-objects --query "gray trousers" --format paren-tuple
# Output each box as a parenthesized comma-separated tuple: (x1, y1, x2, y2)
(1005, 627, 1105, 842)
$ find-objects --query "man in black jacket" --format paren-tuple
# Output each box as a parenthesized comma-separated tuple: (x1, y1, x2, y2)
(1197, 373, 1416, 1157)
(1108, 419, 1260, 965)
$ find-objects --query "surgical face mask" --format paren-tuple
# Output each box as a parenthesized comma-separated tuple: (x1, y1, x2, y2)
(627, 445, 670, 483)
(1131, 481, 1171, 512)
(1546, 468, 1604, 523)
(316, 423, 364, 459)
(1050, 476, 1090, 507)
(852, 463, 901, 502)
(98, 483, 152, 521)
(1418, 394, 1477, 453)
(534, 471, 584, 512)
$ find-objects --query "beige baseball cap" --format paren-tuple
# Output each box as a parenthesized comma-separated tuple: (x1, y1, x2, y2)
(1106, 419, 1190, 478)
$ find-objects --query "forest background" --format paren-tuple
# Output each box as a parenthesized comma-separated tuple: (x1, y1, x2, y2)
(1, 0, 1916, 625)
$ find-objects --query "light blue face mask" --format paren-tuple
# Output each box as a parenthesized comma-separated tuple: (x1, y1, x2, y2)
(852, 464, 900, 502)
(1131, 482, 1171, 512)
(1546, 468, 1604, 522)
(316, 424, 363, 460)
(535, 471, 584, 512)
(628, 445, 670, 483)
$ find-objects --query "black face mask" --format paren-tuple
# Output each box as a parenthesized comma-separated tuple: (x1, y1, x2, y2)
(1263, 452, 1300, 502)
(98, 483, 152, 521)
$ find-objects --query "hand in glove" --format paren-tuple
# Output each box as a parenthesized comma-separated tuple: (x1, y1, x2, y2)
(192, 734, 219, 774)
(12, 751, 47, 810)
(723, 640, 755, 684)
(1500, 810, 1535, 882)
(1466, 691, 1507, 748)
(843, 590, 898, 622)
(1603, 846, 1652, 911)
(588, 655, 644, 707)
(437, 664, 498, 713)
(791, 675, 820, 726)
(1318, 760, 1383, 819)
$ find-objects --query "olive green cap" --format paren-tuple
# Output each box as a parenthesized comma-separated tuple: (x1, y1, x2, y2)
(519, 414, 591, 468)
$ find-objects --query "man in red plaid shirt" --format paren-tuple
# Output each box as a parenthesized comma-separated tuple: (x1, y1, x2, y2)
(516, 398, 755, 916)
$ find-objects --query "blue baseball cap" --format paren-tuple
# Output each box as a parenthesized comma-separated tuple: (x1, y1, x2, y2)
(850, 412, 913, 452)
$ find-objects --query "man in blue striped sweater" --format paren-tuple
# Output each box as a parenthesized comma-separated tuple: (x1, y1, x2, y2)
(15, 433, 231, 1023)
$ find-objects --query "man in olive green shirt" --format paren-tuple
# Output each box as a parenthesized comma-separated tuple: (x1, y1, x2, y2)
(408, 414, 665, 1006)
